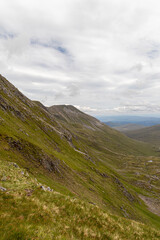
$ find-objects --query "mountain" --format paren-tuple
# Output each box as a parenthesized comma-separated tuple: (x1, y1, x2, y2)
(125, 124, 160, 147)
(48, 105, 154, 156)
(112, 123, 146, 132)
(0, 74, 160, 238)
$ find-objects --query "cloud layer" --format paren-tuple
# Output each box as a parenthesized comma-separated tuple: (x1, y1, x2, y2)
(1, 0, 160, 115)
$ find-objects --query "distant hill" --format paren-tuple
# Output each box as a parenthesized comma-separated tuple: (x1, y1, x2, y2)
(125, 124, 160, 147)
(113, 123, 146, 132)
(104, 121, 128, 127)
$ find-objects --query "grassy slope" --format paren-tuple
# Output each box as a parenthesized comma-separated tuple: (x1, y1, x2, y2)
(124, 124, 160, 147)
(0, 160, 160, 240)
(0, 75, 160, 235)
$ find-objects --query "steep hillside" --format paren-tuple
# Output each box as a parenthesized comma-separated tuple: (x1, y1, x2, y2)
(0, 161, 160, 240)
(0, 74, 160, 235)
(1, 160, 160, 240)
(125, 124, 160, 147)
(48, 105, 154, 156)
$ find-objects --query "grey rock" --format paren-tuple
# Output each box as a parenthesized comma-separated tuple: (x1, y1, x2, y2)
(89, 202, 96, 205)
(0, 186, 6, 191)
(40, 185, 46, 191)
(120, 206, 129, 217)
(40, 185, 53, 192)
(1, 176, 7, 181)
(47, 187, 53, 192)
(10, 162, 19, 168)
(14, 163, 19, 168)
(114, 177, 135, 202)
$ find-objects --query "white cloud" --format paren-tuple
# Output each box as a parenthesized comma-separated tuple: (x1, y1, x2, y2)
(0, 0, 160, 115)
(75, 105, 98, 113)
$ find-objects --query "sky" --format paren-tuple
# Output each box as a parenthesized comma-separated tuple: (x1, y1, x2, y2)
(1, 0, 160, 116)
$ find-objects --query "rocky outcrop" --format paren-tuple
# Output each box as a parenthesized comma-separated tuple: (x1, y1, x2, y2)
(113, 177, 135, 202)
(7, 137, 63, 175)
(0, 186, 6, 191)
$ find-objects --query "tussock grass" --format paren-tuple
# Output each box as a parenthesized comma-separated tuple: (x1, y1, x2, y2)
(0, 160, 160, 240)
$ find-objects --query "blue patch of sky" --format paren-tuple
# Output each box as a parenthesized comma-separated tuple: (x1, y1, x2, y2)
(34, 62, 51, 69)
(56, 46, 67, 54)
(0, 28, 16, 39)
(147, 49, 159, 59)
(34, 61, 63, 70)
(30, 39, 68, 55)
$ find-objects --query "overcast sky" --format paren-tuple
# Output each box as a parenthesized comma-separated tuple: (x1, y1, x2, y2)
(1, 0, 160, 116)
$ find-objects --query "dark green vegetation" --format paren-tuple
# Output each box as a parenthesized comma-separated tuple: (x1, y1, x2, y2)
(125, 124, 160, 147)
(0, 74, 160, 239)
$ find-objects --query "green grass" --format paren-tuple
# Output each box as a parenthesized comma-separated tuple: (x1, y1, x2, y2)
(0, 160, 160, 240)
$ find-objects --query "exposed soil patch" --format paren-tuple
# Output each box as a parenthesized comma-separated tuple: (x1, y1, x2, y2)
(139, 195, 160, 216)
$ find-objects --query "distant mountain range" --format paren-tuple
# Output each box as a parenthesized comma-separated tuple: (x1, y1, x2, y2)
(98, 115, 160, 127)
